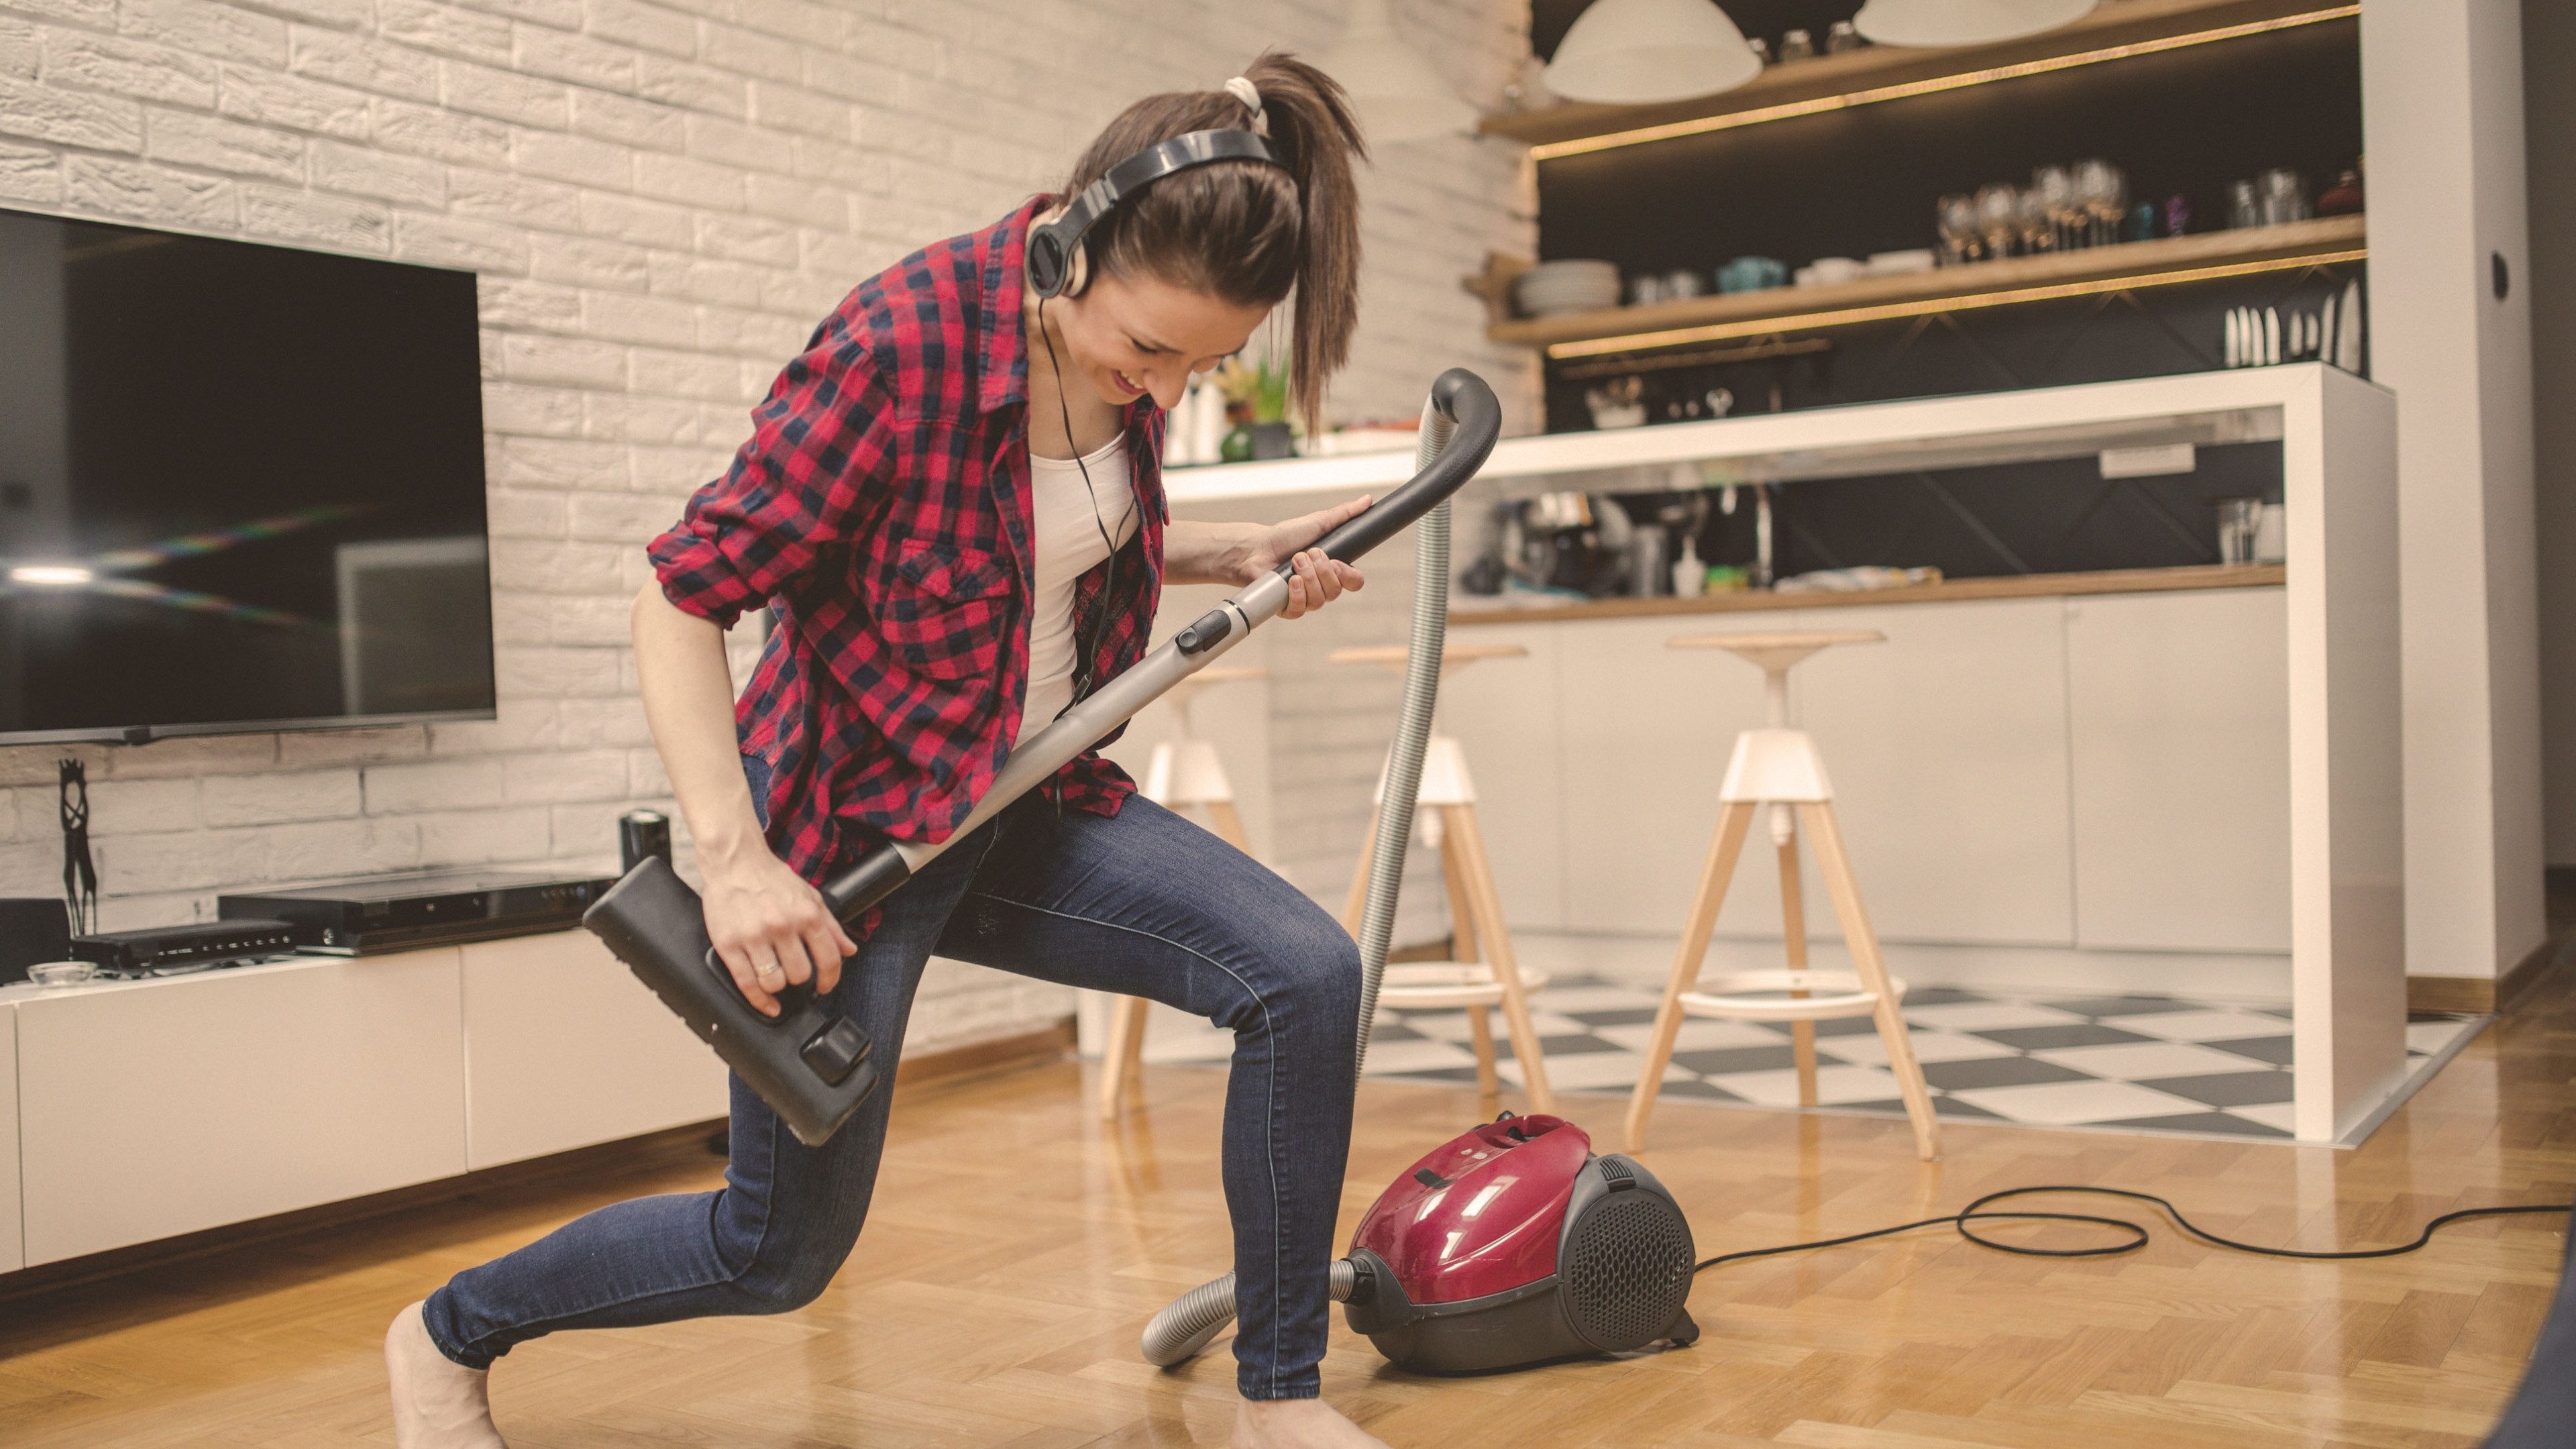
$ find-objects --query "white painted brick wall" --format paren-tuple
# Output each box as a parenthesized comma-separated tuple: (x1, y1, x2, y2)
(0, 0, 1537, 1053)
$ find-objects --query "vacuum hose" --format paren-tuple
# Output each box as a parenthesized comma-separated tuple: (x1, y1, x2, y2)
(1138, 397, 1458, 1368)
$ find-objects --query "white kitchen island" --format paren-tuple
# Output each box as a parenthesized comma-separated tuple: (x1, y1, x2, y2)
(1165, 365, 2404, 1144)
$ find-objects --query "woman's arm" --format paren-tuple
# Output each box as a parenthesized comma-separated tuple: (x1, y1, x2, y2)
(1164, 494, 1373, 616)
(632, 586, 854, 1017)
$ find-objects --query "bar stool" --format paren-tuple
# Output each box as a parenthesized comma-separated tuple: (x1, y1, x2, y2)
(1097, 665, 1265, 1119)
(1333, 643, 1556, 1117)
(1623, 630, 1939, 1161)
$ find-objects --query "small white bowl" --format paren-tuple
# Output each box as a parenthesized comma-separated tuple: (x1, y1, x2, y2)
(28, 960, 96, 988)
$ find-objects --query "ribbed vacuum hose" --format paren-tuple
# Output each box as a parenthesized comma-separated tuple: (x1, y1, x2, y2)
(1138, 401, 1455, 1371)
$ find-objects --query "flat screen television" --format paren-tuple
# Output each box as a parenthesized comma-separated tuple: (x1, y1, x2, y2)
(0, 205, 492, 744)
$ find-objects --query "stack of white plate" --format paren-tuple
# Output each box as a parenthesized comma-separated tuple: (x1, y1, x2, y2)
(1514, 259, 1621, 316)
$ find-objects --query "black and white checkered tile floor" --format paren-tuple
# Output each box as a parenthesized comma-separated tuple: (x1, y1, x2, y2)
(1148, 978, 2486, 1141)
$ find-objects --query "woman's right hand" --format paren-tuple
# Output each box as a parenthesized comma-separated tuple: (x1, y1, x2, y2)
(701, 849, 857, 1017)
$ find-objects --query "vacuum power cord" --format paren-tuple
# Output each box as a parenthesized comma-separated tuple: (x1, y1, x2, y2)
(1696, 1184, 2572, 1274)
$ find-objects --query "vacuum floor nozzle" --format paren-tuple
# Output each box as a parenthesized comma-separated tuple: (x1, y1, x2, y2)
(584, 857, 879, 1146)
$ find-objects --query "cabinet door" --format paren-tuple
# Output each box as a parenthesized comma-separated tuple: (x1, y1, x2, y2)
(1440, 622, 1566, 930)
(1793, 600, 2075, 946)
(2067, 589, 2292, 953)
(462, 931, 731, 1170)
(0, 1005, 18, 1273)
(17, 952, 467, 1265)
(1558, 614, 1785, 938)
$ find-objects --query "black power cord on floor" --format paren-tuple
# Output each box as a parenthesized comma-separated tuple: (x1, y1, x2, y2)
(1695, 1185, 2574, 1273)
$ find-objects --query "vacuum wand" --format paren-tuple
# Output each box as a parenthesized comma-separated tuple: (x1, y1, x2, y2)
(1138, 382, 1465, 1370)
(584, 369, 1503, 1148)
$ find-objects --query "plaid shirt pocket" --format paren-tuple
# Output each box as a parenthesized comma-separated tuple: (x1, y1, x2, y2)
(879, 539, 1012, 682)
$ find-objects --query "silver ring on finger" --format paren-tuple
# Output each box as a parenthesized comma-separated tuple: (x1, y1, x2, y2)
(755, 959, 784, 983)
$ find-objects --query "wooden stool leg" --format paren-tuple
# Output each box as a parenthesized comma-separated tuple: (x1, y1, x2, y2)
(1204, 799, 1251, 854)
(1342, 803, 1383, 936)
(1440, 829, 1481, 965)
(1798, 802, 1939, 1161)
(1625, 800, 1758, 1154)
(1098, 994, 1150, 1120)
(1777, 819, 1818, 1108)
(1466, 1003, 1501, 1115)
(1445, 804, 1556, 1115)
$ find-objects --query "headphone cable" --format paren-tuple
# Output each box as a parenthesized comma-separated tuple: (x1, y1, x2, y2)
(1695, 1183, 2572, 1272)
(1035, 294, 1126, 714)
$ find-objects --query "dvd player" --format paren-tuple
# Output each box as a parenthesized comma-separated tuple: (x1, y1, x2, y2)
(219, 869, 619, 954)
(72, 918, 300, 975)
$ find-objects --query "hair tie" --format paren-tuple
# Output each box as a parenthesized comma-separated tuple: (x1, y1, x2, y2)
(1223, 76, 1269, 136)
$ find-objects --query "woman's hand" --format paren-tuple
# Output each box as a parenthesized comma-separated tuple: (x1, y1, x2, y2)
(700, 845, 857, 1018)
(1238, 495, 1371, 619)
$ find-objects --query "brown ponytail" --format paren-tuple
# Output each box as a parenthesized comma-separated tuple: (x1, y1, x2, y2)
(1056, 51, 1366, 433)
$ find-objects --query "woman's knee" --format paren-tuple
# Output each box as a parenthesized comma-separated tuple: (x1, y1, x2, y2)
(710, 1189, 859, 1314)
(1274, 909, 1363, 1033)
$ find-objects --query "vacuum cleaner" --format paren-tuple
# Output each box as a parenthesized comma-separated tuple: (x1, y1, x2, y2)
(1135, 371, 1703, 1377)
(583, 368, 1504, 1147)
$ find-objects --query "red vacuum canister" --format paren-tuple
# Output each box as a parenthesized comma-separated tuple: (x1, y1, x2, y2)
(1340, 1114, 1700, 1373)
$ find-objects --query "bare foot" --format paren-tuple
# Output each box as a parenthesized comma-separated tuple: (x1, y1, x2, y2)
(1233, 1397, 1389, 1448)
(385, 1300, 508, 1448)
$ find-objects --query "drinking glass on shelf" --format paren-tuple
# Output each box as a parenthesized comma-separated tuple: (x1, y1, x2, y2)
(1777, 27, 1816, 60)
(2074, 159, 2125, 247)
(2030, 164, 2073, 252)
(1976, 182, 2019, 261)
(2228, 179, 2260, 229)
(1937, 193, 1978, 264)
(2017, 186, 2053, 256)
(2258, 168, 2308, 225)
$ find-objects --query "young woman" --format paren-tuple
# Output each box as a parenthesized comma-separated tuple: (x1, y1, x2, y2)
(385, 54, 1401, 1449)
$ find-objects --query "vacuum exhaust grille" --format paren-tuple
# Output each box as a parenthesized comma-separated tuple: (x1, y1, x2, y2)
(1562, 1192, 1697, 1350)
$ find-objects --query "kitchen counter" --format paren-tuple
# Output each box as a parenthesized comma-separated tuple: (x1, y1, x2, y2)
(1451, 564, 2284, 625)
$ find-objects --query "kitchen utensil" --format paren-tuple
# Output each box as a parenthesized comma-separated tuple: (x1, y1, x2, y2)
(1716, 256, 1788, 292)
(2216, 497, 2265, 564)
(1661, 267, 1705, 300)
(2255, 503, 2288, 564)
(1796, 256, 1864, 286)
(1513, 259, 1621, 316)
(1864, 248, 1935, 276)
(1825, 19, 1862, 52)
(2265, 308, 2281, 366)
(2165, 193, 2191, 237)
(2229, 179, 2260, 229)
(1777, 27, 1815, 60)
(2337, 279, 2364, 371)
(29, 960, 95, 988)
(2125, 203, 2156, 242)
(2321, 292, 2339, 366)
(1937, 193, 1978, 264)
(2073, 158, 2124, 246)
(2258, 168, 2309, 225)
(2318, 168, 2363, 216)
(1628, 273, 1666, 307)
(1628, 527, 1670, 598)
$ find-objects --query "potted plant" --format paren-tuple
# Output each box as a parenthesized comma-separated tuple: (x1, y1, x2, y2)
(1214, 355, 1295, 462)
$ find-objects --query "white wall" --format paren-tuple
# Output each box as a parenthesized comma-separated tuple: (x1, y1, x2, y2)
(2364, 0, 2546, 980)
(2525, 0, 2576, 868)
(0, 0, 1536, 1049)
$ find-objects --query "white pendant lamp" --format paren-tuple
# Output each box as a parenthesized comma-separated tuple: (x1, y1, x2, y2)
(1319, 0, 1479, 143)
(1544, 0, 1761, 107)
(1854, 0, 2099, 48)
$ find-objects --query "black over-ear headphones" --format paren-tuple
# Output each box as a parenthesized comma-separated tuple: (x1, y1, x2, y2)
(1026, 129, 1283, 299)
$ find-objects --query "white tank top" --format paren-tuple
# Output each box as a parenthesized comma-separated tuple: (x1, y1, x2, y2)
(1017, 436, 1136, 747)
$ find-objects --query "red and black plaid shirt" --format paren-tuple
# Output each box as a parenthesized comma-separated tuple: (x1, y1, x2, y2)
(649, 200, 1167, 901)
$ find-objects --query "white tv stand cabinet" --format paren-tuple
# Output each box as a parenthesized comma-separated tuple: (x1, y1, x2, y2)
(0, 929, 728, 1273)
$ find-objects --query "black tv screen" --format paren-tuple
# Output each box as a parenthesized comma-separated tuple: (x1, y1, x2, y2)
(0, 207, 493, 744)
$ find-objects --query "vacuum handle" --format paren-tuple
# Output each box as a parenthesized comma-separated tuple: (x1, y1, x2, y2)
(819, 367, 1501, 923)
(1293, 368, 1499, 569)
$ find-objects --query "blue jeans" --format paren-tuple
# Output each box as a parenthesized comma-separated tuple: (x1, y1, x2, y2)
(423, 774, 1361, 1401)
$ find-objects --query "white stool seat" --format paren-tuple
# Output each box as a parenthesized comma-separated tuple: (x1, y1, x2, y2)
(1679, 969, 1899, 1022)
(1377, 961, 1554, 1010)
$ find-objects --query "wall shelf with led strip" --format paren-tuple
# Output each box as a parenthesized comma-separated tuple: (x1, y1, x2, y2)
(1485, 0, 2356, 158)
(1488, 213, 2362, 359)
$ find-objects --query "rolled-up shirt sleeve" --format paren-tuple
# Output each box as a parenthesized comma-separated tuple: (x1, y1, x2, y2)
(649, 315, 896, 628)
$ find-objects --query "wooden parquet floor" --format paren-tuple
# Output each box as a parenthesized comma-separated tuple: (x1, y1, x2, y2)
(4, 967, 2573, 1448)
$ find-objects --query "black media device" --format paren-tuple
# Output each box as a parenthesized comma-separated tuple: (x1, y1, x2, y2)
(220, 869, 617, 953)
(0, 204, 493, 746)
(619, 809, 672, 873)
(0, 897, 73, 985)
(70, 918, 298, 975)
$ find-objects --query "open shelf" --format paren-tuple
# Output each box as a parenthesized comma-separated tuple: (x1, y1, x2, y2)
(1485, 0, 2355, 158)
(1489, 214, 2364, 360)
